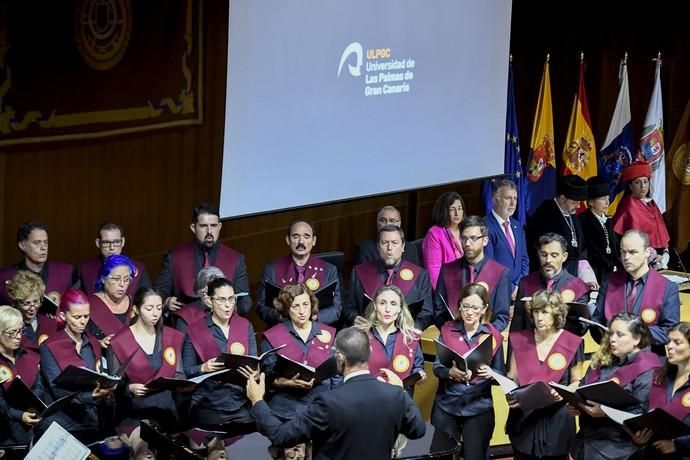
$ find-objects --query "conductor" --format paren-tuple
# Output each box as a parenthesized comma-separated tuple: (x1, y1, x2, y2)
(246, 327, 426, 460)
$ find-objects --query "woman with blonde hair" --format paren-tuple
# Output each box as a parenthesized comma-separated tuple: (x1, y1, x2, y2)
(570, 312, 660, 459)
(0, 305, 44, 448)
(506, 290, 584, 460)
(430, 283, 504, 459)
(6, 270, 57, 350)
(363, 284, 425, 388)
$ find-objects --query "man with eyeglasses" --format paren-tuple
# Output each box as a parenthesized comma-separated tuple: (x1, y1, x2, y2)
(346, 225, 433, 330)
(73, 221, 151, 295)
(353, 206, 420, 266)
(256, 220, 342, 326)
(434, 215, 512, 331)
(0, 221, 72, 305)
(510, 233, 590, 334)
(155, 203, 251, 315)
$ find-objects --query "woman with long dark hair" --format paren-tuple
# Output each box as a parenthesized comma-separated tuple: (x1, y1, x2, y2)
(108, 287, 185, 433)
(421, 191, 465, 288)
(570, 312, 661, 459)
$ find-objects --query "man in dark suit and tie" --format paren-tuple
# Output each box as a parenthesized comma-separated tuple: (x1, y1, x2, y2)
(484, 179, 529, 300)
(247, 327, 426, 460)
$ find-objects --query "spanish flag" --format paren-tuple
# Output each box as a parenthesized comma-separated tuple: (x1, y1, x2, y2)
(562, 57, 597, 179)
(525, 57, 556, 216)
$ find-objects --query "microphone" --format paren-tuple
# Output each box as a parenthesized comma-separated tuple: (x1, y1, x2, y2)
(670, 246, 690, 285)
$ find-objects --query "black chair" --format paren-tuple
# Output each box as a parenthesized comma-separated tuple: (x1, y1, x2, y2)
(315, 251, 345, 280)
(406, 238, 425, 267)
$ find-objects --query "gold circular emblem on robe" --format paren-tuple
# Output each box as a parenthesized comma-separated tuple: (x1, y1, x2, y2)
(305, 278, 320, 291)
(560, 289, 575, 302)
(640, 308, 657, 324)
(0, 365, 14, 383)
(164, 347, 176, 366)
(547, 352, 567, 371)
(317, 329, 332, 343)
(392, 354, 410, 373)
(229, 342, 246, 355)
(399, 269, 414, 281)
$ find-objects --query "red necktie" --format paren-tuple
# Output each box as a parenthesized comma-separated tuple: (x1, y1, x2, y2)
(626, 280, 639, 312)
(385, 268, 395, 285)
(296, 265, 306, 284)
(468, 266, 475, 284)
(546, 278, 555, 292)
(202, 251, 210, 268)
(503, 221, 516, 257)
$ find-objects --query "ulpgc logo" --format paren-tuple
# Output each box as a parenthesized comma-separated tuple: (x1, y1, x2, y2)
(337, 42, 363, 77)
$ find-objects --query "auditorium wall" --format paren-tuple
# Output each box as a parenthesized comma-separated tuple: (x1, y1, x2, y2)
(0, 1, 688, 298)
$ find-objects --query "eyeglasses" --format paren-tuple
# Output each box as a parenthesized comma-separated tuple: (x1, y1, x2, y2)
(460, 235, 485, 244)
(20, 299, 41, 309)
(100, 239, 123, 248)
(459, 303, 485, 313)
(1, 329, 23, 338)
(378, 217, 401, 225)
(212, 296, 237, 305)
(107, 275, 132, 285)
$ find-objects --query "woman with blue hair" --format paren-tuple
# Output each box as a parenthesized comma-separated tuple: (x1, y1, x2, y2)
(87, 254, 137, 349)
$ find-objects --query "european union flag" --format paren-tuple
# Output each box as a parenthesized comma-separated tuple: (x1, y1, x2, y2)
(484, 61, 526, 225)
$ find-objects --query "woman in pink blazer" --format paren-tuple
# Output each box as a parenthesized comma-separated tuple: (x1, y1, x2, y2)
(422, 192, 465, 288)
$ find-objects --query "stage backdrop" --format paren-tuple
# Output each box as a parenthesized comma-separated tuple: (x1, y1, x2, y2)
(0, 0, 202, 146)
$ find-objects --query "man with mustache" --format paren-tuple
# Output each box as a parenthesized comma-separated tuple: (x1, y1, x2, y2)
(527, 176, 596, 290)
(256, 220, 342, 326)
(510, 232, 590, 333)
(345, 225, 433, 331)
(591, 229, 679, 351)
(0, 221, 73, 305)
(155, 203, 251, 315)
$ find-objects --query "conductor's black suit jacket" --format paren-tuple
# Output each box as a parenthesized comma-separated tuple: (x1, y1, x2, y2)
(251, 373, 426, 460)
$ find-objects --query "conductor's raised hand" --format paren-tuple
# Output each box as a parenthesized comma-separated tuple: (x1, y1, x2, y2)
(246, 372, 266, 405)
